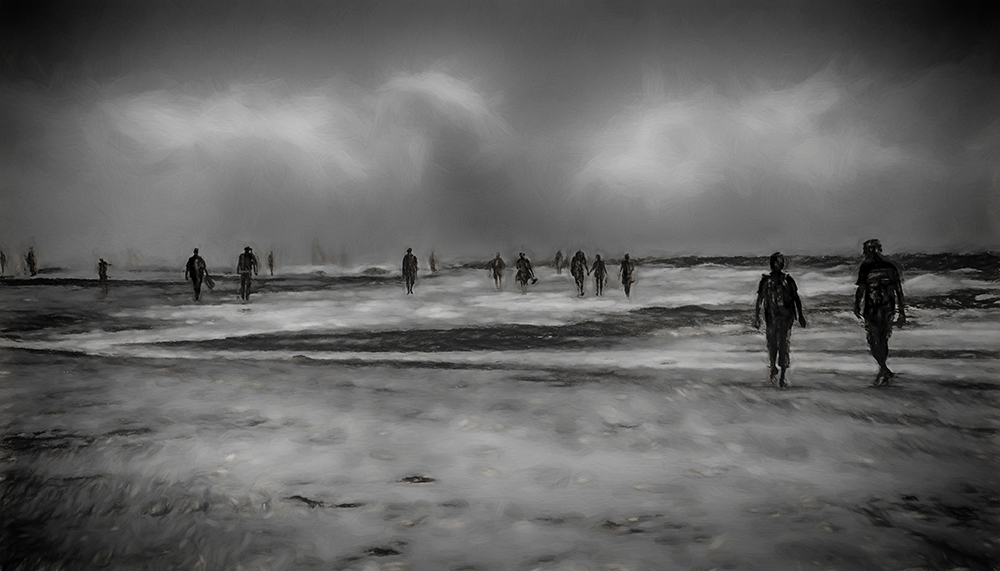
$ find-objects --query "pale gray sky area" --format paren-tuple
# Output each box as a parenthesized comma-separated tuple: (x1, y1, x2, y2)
(1, 0, 998, 267)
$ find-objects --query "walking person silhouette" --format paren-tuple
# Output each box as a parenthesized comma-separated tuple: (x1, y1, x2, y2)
(854, 239, 906, 387)
(754, 252, 807, 388)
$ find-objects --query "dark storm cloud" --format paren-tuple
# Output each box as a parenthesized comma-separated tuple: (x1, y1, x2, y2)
(1, 0, 998, 265)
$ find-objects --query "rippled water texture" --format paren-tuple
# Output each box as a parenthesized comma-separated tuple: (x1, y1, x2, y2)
(1, 260, 998, 570)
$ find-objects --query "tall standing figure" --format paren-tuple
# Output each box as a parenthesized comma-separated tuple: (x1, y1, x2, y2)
(618, 254, 635, 298)
(402, 248, 418, 294)
(487, 252, 506, 290)
(854, 239, 906, 386)
(185, 248, 209, 301)
(754, 252, 807, 388)
(429, 251, 437, 273)
(515, 252, 536, 293)
(570, 251, 587, 296)
(554, 250, 564, 275)
(98, 258, 111, 295)
(0, 250, 6, 276)
(238, 247, 258, 301)
(267, 251, 274, 276)
(590, 255, 608, 296)
(25, 247, 37, 276)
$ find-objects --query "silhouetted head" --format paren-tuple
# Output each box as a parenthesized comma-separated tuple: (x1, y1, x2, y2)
(595, 254, 601, 260)
(406, 248, 412, 254)
(495, 252, 501, 258)
(863, 239, 882, 258)
(769, 252, 785, 272)
(193, 248, 199, 254)
(244, 246, 252, 253)
(624, 254, 630, 260)
(99, 258, 105, 262)
(576, 250, 583, 257)
(519, 252, 525, 258)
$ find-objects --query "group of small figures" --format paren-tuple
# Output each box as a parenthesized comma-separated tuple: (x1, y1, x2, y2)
(183, 247, 274, 301)
(481, 250, 636, 297)
(7, 239, 906, 388)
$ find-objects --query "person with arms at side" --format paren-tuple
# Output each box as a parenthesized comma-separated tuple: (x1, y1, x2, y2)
(854, 239, 906, 387)
(402, 248, 418, 294)
(754, 252, 807, 388)
(487, 252, 506, 290)
(618, 253, 635, 298)
(237, 247, 258, 301)
(25, 247, 37, 276)
(98, 258, 111, 295)
(185, 248, 211, 301)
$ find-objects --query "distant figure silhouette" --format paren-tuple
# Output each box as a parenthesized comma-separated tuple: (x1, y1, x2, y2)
(515, 252, 536, 293)
(618, 254, 635, 298)
(754, 252, 807, 388)
(590, 255, 608, 296)
(237, 247, 258, 301)
(25, 247, 37, 276)
(0, 250, 6, 276)
(570, 251, 588, 296)
(98, 258, 111, 294)
(402, 248, 418, 294)
(267, 251, 274, 276)
(185, 248, 210, 301)
(554, 250, 564, 275)
(487, 252, 506, 290)
(854, 239, 906, 387)
(429, 251, 437, 273)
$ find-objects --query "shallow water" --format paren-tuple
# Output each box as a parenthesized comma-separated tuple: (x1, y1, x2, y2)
(1, 263, 998, 570)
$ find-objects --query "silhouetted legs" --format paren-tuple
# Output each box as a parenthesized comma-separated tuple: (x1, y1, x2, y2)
(192, 278, 203, 301)
(766, 318, 793, 388)
(864, 309, 894, 385)
(574, 274, 585, 296)
(240, 274, 252, 300)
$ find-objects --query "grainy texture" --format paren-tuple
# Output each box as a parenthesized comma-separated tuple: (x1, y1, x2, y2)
(1, 261, 998, 569)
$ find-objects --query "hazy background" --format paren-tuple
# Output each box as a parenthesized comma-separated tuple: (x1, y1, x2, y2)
(1, 0, 998, 268)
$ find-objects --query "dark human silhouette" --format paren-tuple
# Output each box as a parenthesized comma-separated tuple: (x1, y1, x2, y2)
(487, 252, 506, 290)
(185, 248, 210, 301)
(618, 254, 635, 298)
(0, 250, 6, 276)
(237, 247, 259, 301)
(98, 258, 111, 294)
(429, 251, 437, 273)
(854, 239, 906, 387)
(25, 247, 37, 276)
(515, 252, 536, 293)
(554, 250, 564, 275)
(267, 251, 274, 276)
(402, 248, 418, 294)
(754, 252, 807, 388)
(570, 251, 588, 296)
(590, 255, 608, 296)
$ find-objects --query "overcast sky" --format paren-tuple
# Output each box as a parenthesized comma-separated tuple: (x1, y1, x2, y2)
(1, 0, 998, 267)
